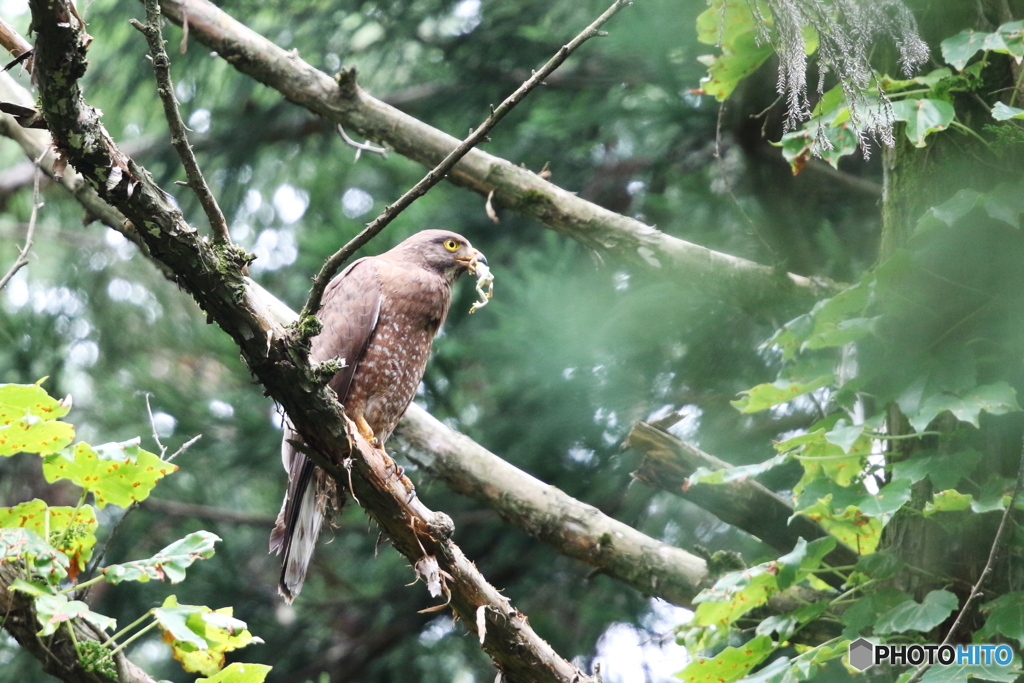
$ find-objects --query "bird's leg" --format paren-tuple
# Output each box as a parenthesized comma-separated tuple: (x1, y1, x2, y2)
(354, 414, 380, 448)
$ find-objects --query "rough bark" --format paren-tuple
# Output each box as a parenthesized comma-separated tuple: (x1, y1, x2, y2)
(153, 0, 839, 308)
(0, 563, 155, 683)
(395, 407, 708, 606)
(625, 422, 859, 587)
(2, 69, 703, 612)
(27, 2, 587, 680)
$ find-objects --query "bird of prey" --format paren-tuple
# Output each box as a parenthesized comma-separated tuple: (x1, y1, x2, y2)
(270, 229, 487, 602)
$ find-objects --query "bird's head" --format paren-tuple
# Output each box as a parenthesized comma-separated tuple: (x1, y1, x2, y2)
(397, 229, 487, 282)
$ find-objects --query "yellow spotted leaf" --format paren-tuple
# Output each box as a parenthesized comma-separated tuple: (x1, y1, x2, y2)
(0, 499, 97, 579)
(42, 439, 177, 508)
(0, 383, 75, 457)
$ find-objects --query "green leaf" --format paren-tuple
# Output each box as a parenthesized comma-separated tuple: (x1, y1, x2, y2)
(941, 30, 992, 70)
(42, 439, 177, 508)
(694, 0, 774, 101)
(775, 537, 809, 590)
(0, 383, 75, 457)
(9, 578, 52, 597)
(801, 497, 881, 554)
(854, 551, 905, 581)
(103, 531, 220, 584)
(891, 449, 983, 490)
(677, 634, 774, 683)
(769, 280, 874, 358)
(891, 99, 955, 147)
(0, 527, 69, 583)
(196, 663, 272, 683)
(908, 381, 1022, 432)
(923, 489, 974, 516)
(916, 189, 983, 235)
(154, 597, 210, 649)
(154, 597, 262, 676)
(916, 660, 1022, 683)
(795, 429, 870, 490)
(855, 479, 913, 521)
(777, 122, 859, 174)
(978, 591, 1024, 648)
(756, 601, 831, 641)
(982, 181, 1024, 229)
(875, 589, 958, 634)
(686, 452, 791, 486)
(34, 593, 116, 636)
(692, 567, 779, 627)
(992, 102, 1024, 121)
(841, 587, 912, 638)
(998, 20, 1024, 58)
(0, 500, 98, 579)
(824, 419, 865, 453)
(731, 375, 833, 413)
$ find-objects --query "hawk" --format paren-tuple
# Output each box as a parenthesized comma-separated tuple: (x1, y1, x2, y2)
(270, 229, 486, 602)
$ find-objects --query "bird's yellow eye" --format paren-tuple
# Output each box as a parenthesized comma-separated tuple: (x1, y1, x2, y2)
(444, 239, 459, 251)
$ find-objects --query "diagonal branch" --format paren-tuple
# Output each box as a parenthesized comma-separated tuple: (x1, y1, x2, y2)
(394, 405, 708, 606)
(154, 0, 841, 308)
(27, 2, 587, 680)
(301, 0, 630, 319)
(0, 564, 155, 683)
(625, 422, 858, 587)
(0, 151, 41, 291)
(130, 0, 230, 244)
(1, 73, 696, 611)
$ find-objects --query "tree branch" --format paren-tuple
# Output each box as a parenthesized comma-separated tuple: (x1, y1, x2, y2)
(28, 2, 587, 679)
(905, 429, 1024, 683)
(0, 151, 40, 291)
(140, 497, 278, 526)
(625, 422, 858, 587)
(0, 564, 156, 683)
(0, 73, 174, 279)
(394, 405, 708, 606)
(0, 17, 33, 74)
(300, 0, 631, 319)
(129, 0, 230, 244)
(154, 0, 840, 308)
(1, 64, 705, 616)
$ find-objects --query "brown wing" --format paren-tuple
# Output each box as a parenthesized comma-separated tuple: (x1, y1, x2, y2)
(311, 257, 383, 402)
(270, 257, 382, 601)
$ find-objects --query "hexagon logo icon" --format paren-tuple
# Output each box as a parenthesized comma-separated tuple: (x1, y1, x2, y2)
(849, 638, 874, 671)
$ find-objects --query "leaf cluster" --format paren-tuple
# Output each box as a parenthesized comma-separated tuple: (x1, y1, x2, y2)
(0, 381, 267, 683)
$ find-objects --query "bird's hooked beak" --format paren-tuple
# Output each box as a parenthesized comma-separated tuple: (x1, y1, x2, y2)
(455, 248, 488, 273)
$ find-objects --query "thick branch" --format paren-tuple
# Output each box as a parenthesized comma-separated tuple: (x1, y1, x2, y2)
(130, 0, 230, 243)
(0, 564, 155, 683)
(0, 72, 700, 612)
(0, 73, 171, 278)
(301, 0, 630, 319)
(394, 405, 707, 606)
(28, 4, 586, 680)
(155, 0, 840, 308)
(625, 422, 858, 583)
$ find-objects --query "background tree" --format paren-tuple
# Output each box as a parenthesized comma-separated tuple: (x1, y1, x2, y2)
(2, 0, 1024, 682)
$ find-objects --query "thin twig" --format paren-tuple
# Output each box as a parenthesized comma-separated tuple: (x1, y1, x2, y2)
(299, 0, 631, 320)
(0, 17, 33, 74)
(144, 393, 166, 457)
(0, 150, 43, 292)
(129, 1, 230, 244)
(337, 123, 387, 160)
(904, 430, 1024, 683)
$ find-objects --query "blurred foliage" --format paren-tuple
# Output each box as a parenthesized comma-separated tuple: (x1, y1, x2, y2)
(5, 0, 1016, 681)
